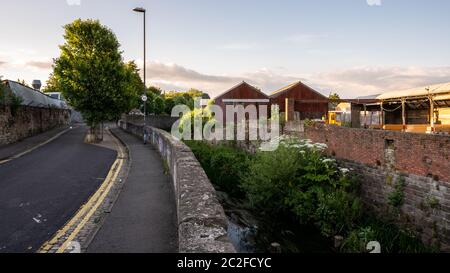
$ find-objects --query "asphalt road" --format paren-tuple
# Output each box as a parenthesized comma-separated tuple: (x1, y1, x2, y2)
(0, 126, 117, 253)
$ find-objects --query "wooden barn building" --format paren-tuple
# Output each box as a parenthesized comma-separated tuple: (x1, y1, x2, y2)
(270, 81, 329, 121)
(214, 81, 271, 123)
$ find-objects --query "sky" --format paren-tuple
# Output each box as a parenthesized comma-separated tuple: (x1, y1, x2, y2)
(1, 0, 450, 98)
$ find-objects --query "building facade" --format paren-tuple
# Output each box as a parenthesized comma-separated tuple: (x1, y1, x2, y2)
(214, 82, 271, 123)
(270, 81, 329, 121)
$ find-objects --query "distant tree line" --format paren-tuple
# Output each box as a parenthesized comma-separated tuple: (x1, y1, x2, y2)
(140, 87, 208, 116)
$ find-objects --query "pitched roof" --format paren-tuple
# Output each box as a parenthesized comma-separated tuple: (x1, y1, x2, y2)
(356, 94, 381, 100)
(270, 81, 327, 99)
(214, 81, 269, 100)
(377, 82, 450, 100)
(3, 80, 67, 109)
(270, 81, 301, 96)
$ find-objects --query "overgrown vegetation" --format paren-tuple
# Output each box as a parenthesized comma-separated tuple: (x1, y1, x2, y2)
(241, 137, 362, 237)
(0, 82, 23, 115)
(388, 176, 406, 208)
(186, 141, 250, 197)
(186, 137, 430, 253)
(341, 216, 433, 253)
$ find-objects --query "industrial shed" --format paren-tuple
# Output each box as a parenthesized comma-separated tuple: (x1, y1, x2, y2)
(351, 82, 450, 134)
(270, 81, 329, 121)
(214, 81, 271, 123)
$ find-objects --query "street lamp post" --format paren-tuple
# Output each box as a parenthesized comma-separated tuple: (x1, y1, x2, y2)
(133, 7, 146, 125)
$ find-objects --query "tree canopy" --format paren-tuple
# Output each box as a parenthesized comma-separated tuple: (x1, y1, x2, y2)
(140, 87, 208, 116)
(329, 92, 341, 110)
(49, 19, 142, 129)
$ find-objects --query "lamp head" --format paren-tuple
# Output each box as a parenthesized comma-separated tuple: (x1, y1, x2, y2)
(133, 7, 146, 13)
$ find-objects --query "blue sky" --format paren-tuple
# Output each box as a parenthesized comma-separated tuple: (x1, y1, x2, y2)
(1, 0, 450, 97)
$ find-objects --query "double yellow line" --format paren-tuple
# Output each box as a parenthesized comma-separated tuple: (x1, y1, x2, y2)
(39, 129, 125, 253)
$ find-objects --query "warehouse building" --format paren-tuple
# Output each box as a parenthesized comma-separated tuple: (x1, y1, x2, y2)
(270, 81, 329, 122)
(350, 82, 450, 134)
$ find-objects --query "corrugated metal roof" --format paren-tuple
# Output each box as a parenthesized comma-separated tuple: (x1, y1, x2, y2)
(356, 94, 381, 100)
(4, 80, 68, 109)
(270, 81, 328, 99)
(270, 81, 301, 96)
(214, 81, 268, 100)
(377, 82, 450, 100)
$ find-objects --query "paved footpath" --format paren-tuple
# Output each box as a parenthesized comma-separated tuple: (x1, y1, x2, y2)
(0, 126, 117, 253)
(87, 128, 178, 253)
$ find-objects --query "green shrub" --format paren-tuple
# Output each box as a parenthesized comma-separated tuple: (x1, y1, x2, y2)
(341, 227, 377, 253)
(388, 176, 406, 208)
(185, 141, 250, 197)
(1, 83, 23, 115)
(341, 214, 432, 253)
(242, 137, 362, 233)
(241, 141, 301, 215)
(315, 190, 363, 237)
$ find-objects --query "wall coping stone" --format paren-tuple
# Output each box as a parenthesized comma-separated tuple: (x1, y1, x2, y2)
(118, 120, 236, 253)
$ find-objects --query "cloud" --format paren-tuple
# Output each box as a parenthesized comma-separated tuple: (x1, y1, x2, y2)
(146, 61, 241, 95)
(310, 66, 450, 98)
(26, 60, 53, 70)
(0, 61, 6, 67)
(66, 0, 81, 6)
(366, 0, 382, 6)
(144, 62, 450, 99)
(145, 61, 301, 97)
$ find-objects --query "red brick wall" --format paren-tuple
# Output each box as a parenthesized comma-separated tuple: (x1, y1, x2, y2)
(305, 124, 450, 182)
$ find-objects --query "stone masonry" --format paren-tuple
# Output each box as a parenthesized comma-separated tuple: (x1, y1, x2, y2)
(0, 105, 70, 146)
(118, 120, 236, 253)
(304, 123, 450, 251)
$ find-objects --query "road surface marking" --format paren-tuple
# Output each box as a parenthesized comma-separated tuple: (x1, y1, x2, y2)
(0, 126, 74, 166)
(38, 128, 125, 253)
(56, 157, 123, 253)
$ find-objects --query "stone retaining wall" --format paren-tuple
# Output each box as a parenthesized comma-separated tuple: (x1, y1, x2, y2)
(303, 124, 450, 251)
(123, 115, 179, 131)
(0, 105, 70, 146)
(118, 120, 236, 253)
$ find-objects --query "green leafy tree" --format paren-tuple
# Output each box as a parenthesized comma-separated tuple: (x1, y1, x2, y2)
(329, 92, 341, 110)
(186, 88, 203, 98)
(142, 91, 165, 115)
(123, 61, 145, 110)
(50, 19, 140, 141)
(152, 95, 166, 115)
(147, 86, 162, 95)
(42, 73, 61, 93)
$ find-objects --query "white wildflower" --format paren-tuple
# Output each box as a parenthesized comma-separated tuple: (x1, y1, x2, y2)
(322, 158, 335, 164)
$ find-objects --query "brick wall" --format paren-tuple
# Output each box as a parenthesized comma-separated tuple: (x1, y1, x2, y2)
(304, 124, 450, 251)
(0, 105, 70, 145)
(305, 124, 450, 182)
